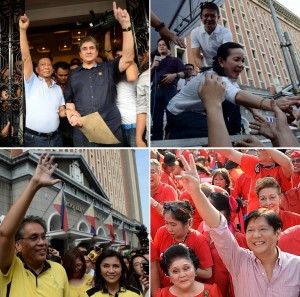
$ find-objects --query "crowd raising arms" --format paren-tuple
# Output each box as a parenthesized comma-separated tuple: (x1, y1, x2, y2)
(179, 154, 300, 297)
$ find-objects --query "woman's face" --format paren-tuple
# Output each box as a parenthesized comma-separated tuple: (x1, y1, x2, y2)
(168, 257, 196, 290)
(220, 48, 245, 80)
(132, 256, 147, 276)
(100, 256, 122, 286)
(258, 187, 281, 214)
(164, 211, 189, 241)
(213, 173, 227, 189)
(73, 257, 85, 278)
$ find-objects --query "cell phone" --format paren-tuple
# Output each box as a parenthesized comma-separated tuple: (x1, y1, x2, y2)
(142, 262, 149, 275)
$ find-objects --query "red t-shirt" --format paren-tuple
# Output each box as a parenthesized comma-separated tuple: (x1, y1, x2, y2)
(179, 191, 203, 229)
(155, 283, 222, 297)
(161, 169, 178, 193)
(291, 173, 300, 188)
(278, 225, 300, 256)
(279, 209, 300, 231)
(153, 227, 213, 287)
(151, 182, 177, 239)
(240, 154, 291, 214)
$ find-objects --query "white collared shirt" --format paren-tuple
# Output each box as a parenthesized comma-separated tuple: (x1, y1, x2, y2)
(191, 24, 233, 67)
(24, 73, 65, 133)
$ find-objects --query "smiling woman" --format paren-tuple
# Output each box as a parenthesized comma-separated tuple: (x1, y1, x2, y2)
(86, 250, 141, 297)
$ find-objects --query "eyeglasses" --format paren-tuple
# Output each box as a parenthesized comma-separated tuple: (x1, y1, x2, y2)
(291, 159, 300, 165)
(19, 234, 49, 243)
(75, 263, 84, 269)
(163, 203, 189, 214)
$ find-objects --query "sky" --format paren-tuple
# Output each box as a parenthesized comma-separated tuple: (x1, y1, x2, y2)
(135, 149, 150, 231)
(277, 0, 300, 18)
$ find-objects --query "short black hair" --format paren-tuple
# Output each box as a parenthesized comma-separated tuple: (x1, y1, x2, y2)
(200, 2, 220, 16)
(54, 61, 70, 72)
(15, 216, 47, 241)
(185, 63, 194, 69)
(157, 38, 170, 50)
(245, 208, 283, 232)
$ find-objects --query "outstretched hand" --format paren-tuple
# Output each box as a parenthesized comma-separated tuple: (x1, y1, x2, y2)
(32, 154, 61, 188)
(180, 154, 201, 195)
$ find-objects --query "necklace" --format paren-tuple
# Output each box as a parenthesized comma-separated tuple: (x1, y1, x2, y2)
(173, 231, 189, 244)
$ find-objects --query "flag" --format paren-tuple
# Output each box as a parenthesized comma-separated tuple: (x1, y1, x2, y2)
(84, 201, 96, 235)
(118, 221, 126, 243)
(52, 185, 68, 232)
(104, 213, 115, 242)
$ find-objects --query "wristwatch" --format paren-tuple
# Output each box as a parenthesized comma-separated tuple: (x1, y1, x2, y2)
(153, 201, 159, 208)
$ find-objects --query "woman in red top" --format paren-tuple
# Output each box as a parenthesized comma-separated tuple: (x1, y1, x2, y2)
(211, 168, 238, 199)
(153, 200, 213, 288)
(255, 176, 300, 231)
(155, 244, 222, 297)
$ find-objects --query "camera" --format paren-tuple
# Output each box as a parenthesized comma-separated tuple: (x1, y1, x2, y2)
(142, 262, 149, 275)
(135, 225, 149, 249)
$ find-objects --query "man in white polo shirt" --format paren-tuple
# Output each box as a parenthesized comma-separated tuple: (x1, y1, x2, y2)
(191, 2, 232, 69)
(19, 14, 78, 147)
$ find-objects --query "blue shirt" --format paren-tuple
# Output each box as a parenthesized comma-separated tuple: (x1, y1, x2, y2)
(151, 55, 187, 86)
(64, 57, 122, 133)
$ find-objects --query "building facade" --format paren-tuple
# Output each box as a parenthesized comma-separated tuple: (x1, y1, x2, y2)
(0, 149, 146, 255)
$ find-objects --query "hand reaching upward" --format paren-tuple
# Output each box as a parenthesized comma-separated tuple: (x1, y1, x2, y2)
(19, 14, 30, 30)
(31, 154, 61, 188)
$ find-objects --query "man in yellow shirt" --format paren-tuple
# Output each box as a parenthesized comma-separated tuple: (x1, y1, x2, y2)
(0, 154, 69, 297)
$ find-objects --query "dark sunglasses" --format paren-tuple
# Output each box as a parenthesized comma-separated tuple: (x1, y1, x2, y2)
(163, 203, 189, 214)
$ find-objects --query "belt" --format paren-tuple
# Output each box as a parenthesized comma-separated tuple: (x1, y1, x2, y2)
(121, 123, 136, 130)
(25, 127, 59, 137)
(154, 84, 176, 89)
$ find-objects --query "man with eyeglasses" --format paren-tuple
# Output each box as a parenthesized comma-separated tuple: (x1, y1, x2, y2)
(0, 154, 69, 297)
(290, 151, 300, 188)
(191, 2, 232, 69)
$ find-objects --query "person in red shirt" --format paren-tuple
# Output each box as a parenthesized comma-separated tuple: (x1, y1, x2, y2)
(198, 191, 247, 297)
(216, 149, 292, 214)
(151, 159, 177, 239)
(290, 151, 300, 188)
(255, 177, 300, 231)
(153, 200, 213, 288)
(155, 244, 222, 297)
(278, 225, 300, 256)
(161, 152, 180, 196)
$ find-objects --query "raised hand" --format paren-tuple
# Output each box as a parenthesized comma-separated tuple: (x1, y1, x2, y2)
(19, 14, 30, 30)
(179, 154, 201, 195)
(198, 73, 226, 108)
(32, 154, 61, 188)
(113, 1, 131, 28)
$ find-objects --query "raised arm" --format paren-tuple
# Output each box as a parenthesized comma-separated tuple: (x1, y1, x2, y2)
(180, 155, 220, 228)
(214, 149, 243, 165)
(199, 73, 231, 147)
(19, 14, 33, 81)
(192, 47, 205, 69)
(113, 2, 134, 73)
(0, 154, 61, 274)
(266, 148, 292, 178)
